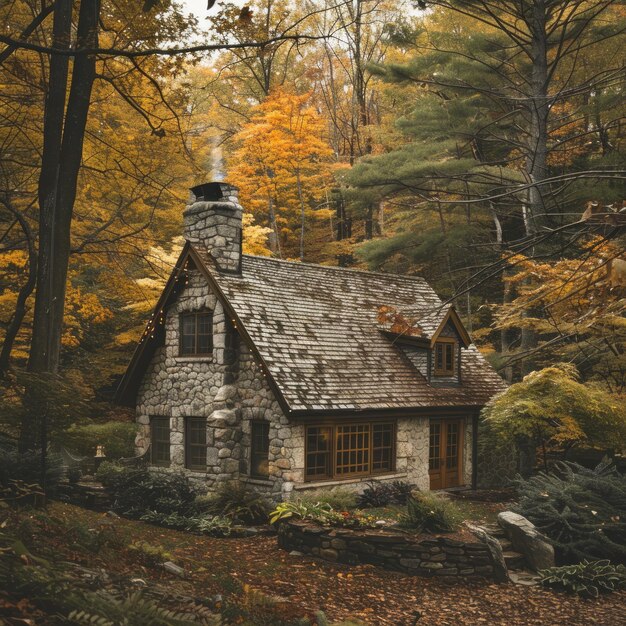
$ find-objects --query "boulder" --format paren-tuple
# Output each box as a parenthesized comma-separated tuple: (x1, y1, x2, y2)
(468, 524, 509, 583)
(497, 511, 554, 571)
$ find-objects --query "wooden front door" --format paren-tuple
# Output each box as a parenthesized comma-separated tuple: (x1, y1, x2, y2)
(428, 419, 464, 489)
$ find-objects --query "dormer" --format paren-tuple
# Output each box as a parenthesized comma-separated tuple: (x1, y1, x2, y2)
(429, 308, 471, 384)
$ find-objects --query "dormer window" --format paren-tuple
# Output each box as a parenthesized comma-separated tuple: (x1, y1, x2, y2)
(434, 339, 455, 376)
(180, 310, 213, 356)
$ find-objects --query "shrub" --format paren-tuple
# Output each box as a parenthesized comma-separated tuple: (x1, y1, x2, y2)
(298, 488, 358, 511)
(399, 493, 462, 533)
(139, 511, 232, 536)
(199, 481, 271, 524)
(539, 560, 626, 598)
(128, 540, 172, 567)
(515, 459, 626, 563)
(63, 421, 138, 459)
(96, 465, 199, 519)
(269, 501, 380, 529)
(269, 501, 332, 525)
(0, 448, 63, 496)
(357, 480, 414, 508)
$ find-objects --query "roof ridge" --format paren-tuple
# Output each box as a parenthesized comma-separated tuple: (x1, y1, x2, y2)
(240, 253, 433, 285)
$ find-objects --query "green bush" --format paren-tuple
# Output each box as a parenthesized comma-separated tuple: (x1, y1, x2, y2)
(269, 501, 380, 529)
(515, 460, 626, 563)
(398, 493, 462, 533)
(128, 540, 172, 567)
(199, 481, 271, 524)
(539, 560, 626, 598)
(139, 510, 233, 536)
(63, 421, 138, 459)
(96, 465, 199, 519)
(357, 480, 414, 508)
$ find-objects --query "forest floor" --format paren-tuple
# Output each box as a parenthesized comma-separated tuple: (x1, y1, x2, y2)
(2, 502, 624, 626)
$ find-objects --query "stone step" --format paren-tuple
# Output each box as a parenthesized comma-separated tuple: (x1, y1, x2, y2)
(509, 569, 541, 586)
(498, 538, 513, 551)
(482, 525, 506, 538)
(503, 551, 526, 570)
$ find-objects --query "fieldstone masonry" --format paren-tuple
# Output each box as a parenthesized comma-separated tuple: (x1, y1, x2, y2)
(133, 181, 479, 498)
(278, 520, 497, 580)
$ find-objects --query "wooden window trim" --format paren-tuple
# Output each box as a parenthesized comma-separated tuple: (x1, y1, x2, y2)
(304, 421, 396, 482)
(250, 420, 270, 478)
(179, 310, 213, 357)
(184, 417, 207, 471)
(150, 416, 170, 467)
(433, 338, 456, 377)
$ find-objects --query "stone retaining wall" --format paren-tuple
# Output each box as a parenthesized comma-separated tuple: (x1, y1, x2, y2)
(278, 520, 496, 580)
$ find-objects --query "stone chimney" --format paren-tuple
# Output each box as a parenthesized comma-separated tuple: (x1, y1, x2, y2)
(184, 182, 242, 274)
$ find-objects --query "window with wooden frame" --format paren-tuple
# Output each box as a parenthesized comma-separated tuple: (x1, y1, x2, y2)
(185, 417, 207, 470)
(179, 310, 213, 356)
(434, 338, 456, 376)
(150, 416, 170, 467)
(250, 421, 270, 478)
(305, 422, 395, 480)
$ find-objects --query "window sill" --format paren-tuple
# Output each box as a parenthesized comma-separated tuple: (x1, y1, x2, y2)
(174, 356, 214, 363)
(295, 472, 408, 490)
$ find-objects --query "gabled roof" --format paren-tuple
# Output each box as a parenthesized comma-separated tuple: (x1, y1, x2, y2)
(117, 244, 506, 414)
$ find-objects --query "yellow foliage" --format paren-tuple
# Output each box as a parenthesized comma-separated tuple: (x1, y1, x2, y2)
(228, 89, 334, 257)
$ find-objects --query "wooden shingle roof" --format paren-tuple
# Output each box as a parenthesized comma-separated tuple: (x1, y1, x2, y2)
(195, 248, 506, 415)
(117, 243, 506, 412)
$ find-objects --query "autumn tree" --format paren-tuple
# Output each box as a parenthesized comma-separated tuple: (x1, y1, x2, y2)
(494, 237, 626, 391)
(228, 89, 334, 260)
(482, 363, 626, 476)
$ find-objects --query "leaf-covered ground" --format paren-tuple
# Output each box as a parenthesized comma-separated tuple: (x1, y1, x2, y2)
(5, 502, 625, 625)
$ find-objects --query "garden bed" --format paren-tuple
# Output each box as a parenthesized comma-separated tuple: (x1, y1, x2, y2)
(277, 519, 496, 580)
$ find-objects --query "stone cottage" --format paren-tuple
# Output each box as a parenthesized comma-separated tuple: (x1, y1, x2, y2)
(117, 182, 506, 498)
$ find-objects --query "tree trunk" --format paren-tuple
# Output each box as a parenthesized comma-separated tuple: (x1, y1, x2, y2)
(516, 435, 537, 478)
(23, 0, 100, 452)
(0, 202, 37, 377)
(526, 0, 549, 235)
(296, 169, 306, 261)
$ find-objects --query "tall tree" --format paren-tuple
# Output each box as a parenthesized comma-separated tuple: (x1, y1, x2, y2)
(227, 89, 333, 260)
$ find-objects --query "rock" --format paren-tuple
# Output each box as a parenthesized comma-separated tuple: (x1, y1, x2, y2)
(106, 510, 119, 519)
(163, 561, 185, 577)
(468, 524, 509, 583)
(509, 569, 541, 586)
(289, 550, 304, 556)
(497, 511, 555, 571)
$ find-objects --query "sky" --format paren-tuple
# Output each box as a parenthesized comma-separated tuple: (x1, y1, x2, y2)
(179, 0, 244, 21)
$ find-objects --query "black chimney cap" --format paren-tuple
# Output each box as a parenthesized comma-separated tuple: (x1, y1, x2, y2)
(191, 182, 238, 202)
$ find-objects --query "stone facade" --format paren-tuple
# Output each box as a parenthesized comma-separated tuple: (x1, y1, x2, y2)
(132, 181, 480, 498)
(278, 520, 497, 580)
(135, 269, 474, 497)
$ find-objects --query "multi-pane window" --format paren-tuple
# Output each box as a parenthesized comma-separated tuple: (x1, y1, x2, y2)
(305, 422, 395, 480)
(180, 311, 213, 356)
(305, 426, 332, 479)
(434, 340, 455, 376)
(185, 417, 207, 470)
(429, 422, 441, 471)
(372, 423, 395, 472)
(336, 424, 370, 475)
(151, 416, 170, 466)
(250, 421, 270, 478)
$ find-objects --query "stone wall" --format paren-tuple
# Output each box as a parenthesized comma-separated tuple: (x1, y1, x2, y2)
(136, 270, 295, 497)
(135, 271, 475, 497)
(278, 520, 496, 579)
